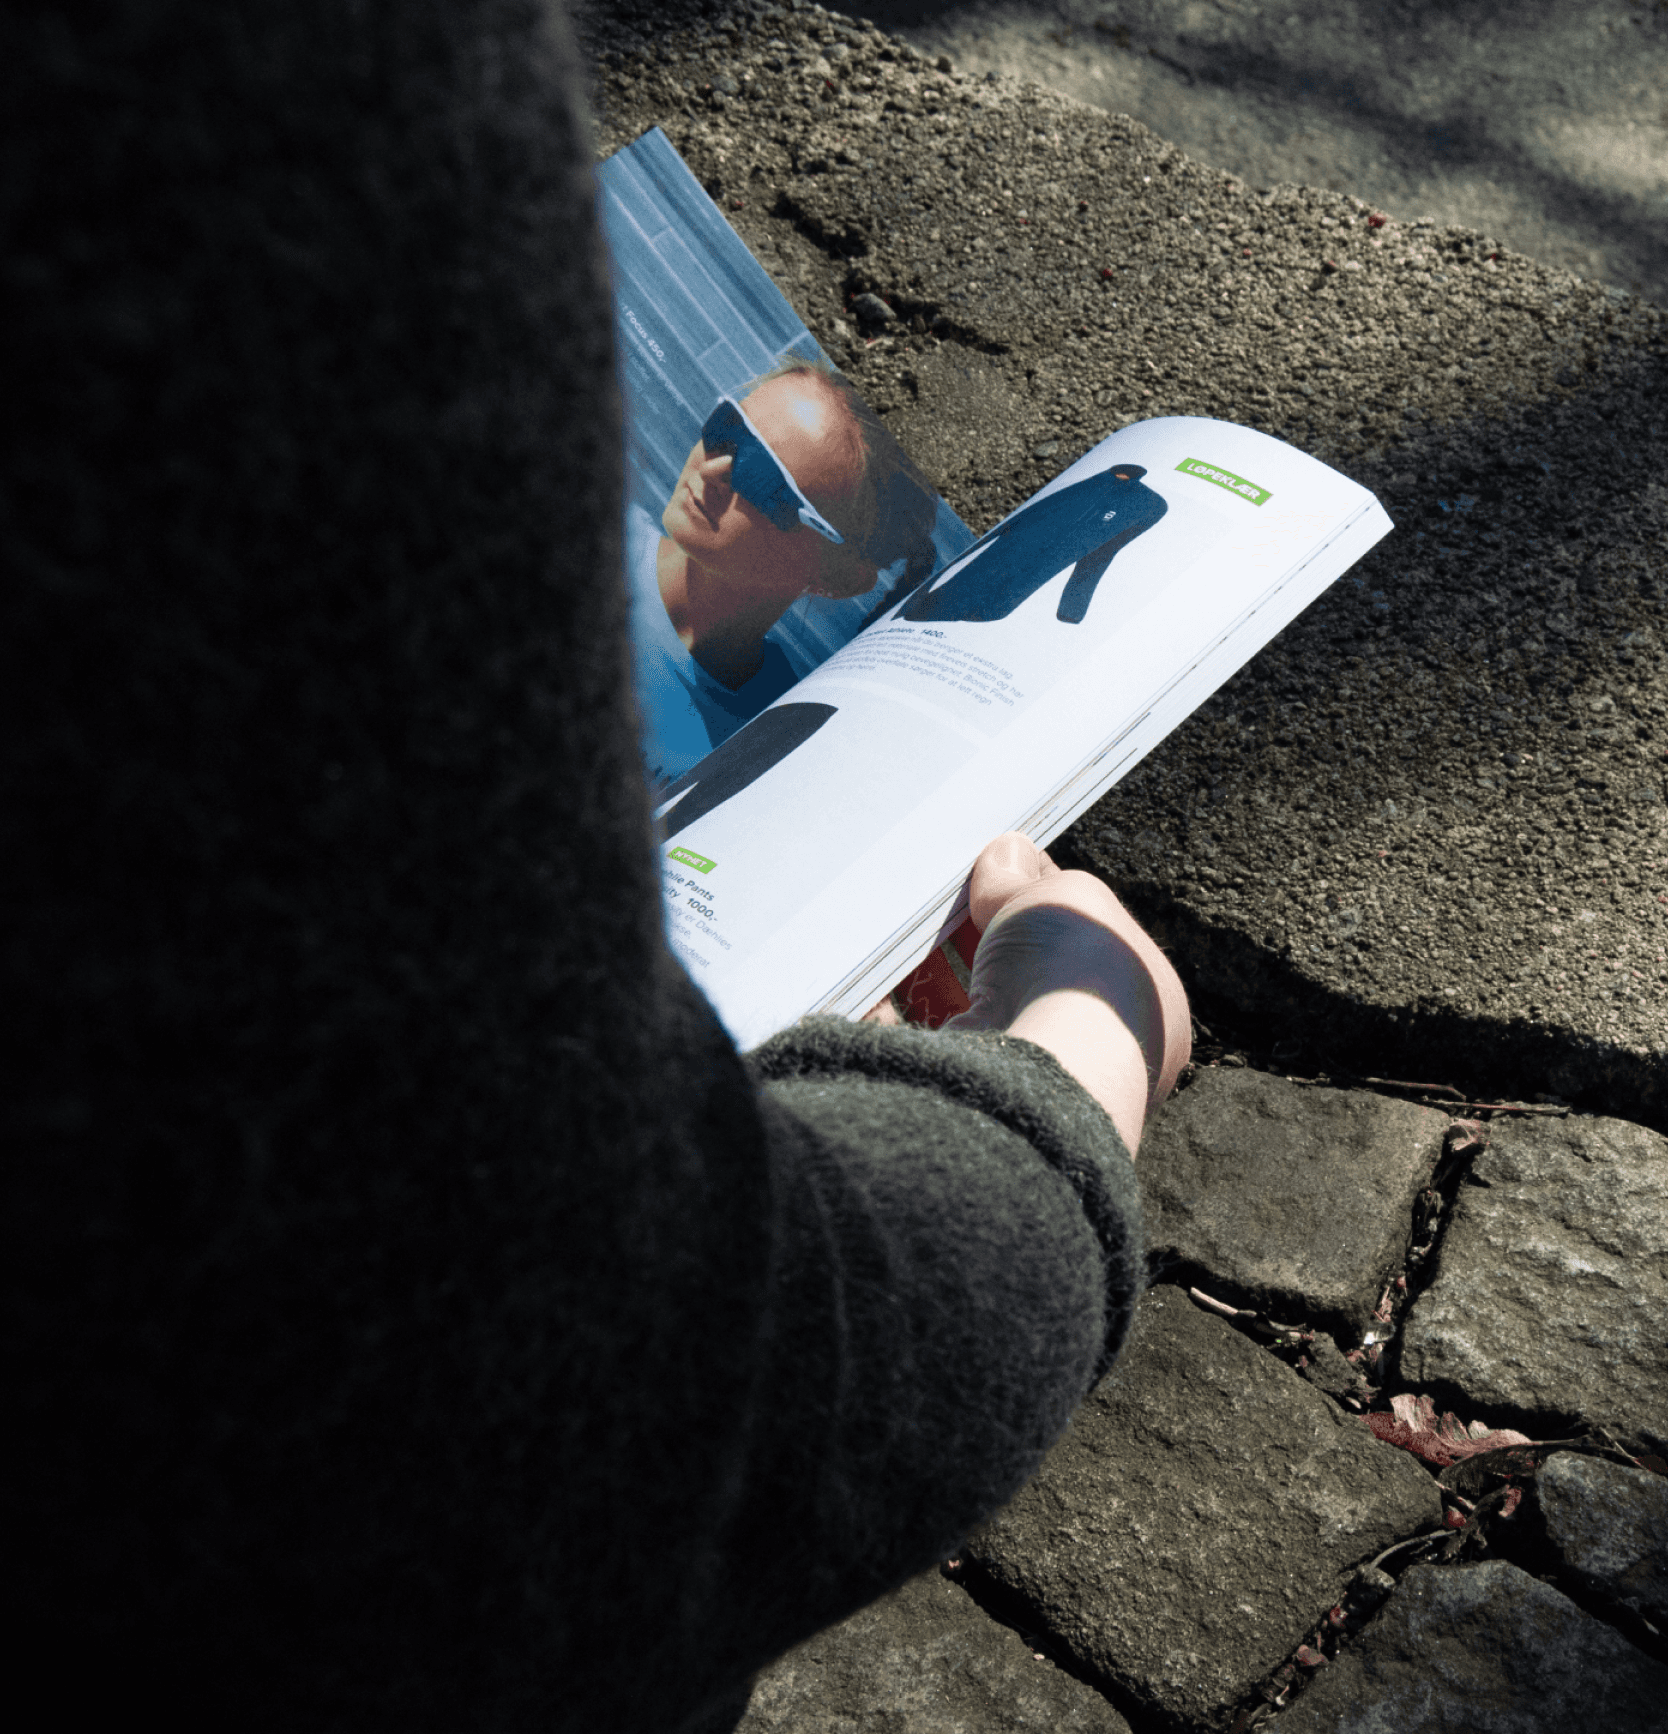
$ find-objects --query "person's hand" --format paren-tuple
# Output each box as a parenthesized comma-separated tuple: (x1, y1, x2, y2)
(942, 833, 1190, 1155)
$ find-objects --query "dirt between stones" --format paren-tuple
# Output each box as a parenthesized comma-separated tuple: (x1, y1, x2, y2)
(579, 6, 1668, 1729)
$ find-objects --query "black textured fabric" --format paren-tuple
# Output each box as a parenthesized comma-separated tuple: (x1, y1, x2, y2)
(754, 1018, 1144, 1385)
(4, 4, 1145, 1728)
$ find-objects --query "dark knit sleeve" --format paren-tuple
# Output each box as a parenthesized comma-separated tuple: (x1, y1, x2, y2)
(752, 1017, 1144, 1388)
(670, 1019, 1144, 1708)
(5, 3, 1147, 1729)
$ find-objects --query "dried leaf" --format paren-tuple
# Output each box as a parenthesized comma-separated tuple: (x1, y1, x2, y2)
(1362, 1393, 1533, 1468)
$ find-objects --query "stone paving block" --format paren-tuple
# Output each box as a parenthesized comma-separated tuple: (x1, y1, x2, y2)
(1536, 1452, 1668, 1628)
(1399, 1114, 1668, 1451)
(733, 1566, 1130, 1734)
(1137, 1069, 1445, 1340)
(1277, 1559, 1668, 1734)
(965, 1286, 1441, 1733)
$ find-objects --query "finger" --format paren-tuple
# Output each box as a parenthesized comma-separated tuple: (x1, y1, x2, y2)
(967, 832, 1047, 932)
(862, 992, 902, 1025)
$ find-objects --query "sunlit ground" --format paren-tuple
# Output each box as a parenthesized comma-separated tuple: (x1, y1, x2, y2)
(832, 0, 1668, 303)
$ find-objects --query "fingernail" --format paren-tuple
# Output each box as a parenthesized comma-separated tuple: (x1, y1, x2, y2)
(991, 833, 1039, 873)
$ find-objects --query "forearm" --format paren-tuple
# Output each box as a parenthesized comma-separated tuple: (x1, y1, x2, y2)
(1007, 989, 1149, 1156)
(686, 1019, 1143, 1692)
(749, 1017, 1145, 1385)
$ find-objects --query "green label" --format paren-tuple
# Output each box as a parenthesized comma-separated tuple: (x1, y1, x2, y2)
(1176, 458, 1271, 506)
(670, 846, 715, 874)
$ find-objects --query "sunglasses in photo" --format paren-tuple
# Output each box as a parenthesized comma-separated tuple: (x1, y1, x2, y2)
(699, 397, 845, 545)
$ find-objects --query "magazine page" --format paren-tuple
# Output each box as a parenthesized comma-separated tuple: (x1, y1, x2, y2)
(595, 127, 973, 789)
(656, 417, 1392, 1048)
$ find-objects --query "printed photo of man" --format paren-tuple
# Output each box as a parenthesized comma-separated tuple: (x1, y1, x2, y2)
(626, 359, 940, 788)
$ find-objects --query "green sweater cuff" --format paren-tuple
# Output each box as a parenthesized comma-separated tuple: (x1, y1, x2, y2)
(749, 1017, 1146, 1384)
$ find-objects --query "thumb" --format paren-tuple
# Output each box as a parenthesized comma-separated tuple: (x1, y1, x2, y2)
(967, 832, 1059, 932)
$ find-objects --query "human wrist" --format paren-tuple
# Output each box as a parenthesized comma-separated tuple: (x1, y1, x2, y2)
(1005, 987, 1148, 1154)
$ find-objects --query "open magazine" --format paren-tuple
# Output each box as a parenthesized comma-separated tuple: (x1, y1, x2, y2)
(598, 129, 1393, 1051)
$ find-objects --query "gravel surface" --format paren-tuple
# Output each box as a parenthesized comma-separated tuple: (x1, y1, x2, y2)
(831, 0, 1668, 306)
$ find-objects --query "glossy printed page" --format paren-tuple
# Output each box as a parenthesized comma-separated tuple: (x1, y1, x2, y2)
(807, 418, 1368, 744)
(597, 128, 974, 789)
(656, 417, 1391, 1046)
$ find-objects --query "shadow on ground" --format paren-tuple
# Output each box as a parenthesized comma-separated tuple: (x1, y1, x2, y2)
(1059, 342, 1667, 1134)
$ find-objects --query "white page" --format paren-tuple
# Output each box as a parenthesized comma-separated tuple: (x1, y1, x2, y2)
(656, 417, 1392, 1048)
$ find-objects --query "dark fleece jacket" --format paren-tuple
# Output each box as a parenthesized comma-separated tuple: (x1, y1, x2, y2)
(3, 3, 1144, 1728)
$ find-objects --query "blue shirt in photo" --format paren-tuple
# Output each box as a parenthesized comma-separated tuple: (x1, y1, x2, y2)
(625, 502, 810, 788)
